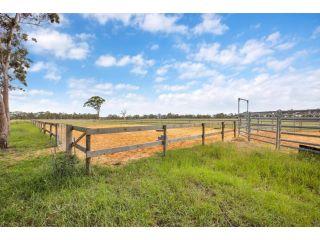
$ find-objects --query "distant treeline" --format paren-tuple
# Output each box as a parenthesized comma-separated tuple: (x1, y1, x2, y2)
(10, 111, 236, 120)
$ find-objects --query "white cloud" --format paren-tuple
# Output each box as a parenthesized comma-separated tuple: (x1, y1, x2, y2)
(156, 69, 320, 114)
(195, 37, 273, 66)
(115, 83, 140, 91)
(150, 44, 159, 50)
(266, 31, 281, 45)
(29, 28, 89, 60)
(195, 43, 239, 65)
(155, 76, 166, 83)
(82, 13, 188, 34)
(68, 78, 140, 100)
(82, 13, 133, 25)
(156, 65, 170, 76)
(95, 55, 117, 67)
(28, 89, 54, 96)
(174, 42, 191, 53)
(155, 84, 190, 92)
(11, 89, 54, 99)
(174, 61, 219, 80)
(95, 54, 154, 76)
(134, 14, 188, 34)
(266, 56, 295, 71)
(311, 25, 320, 39)
(30, 61, 61, 81)
(193, 14, 228, 35)
(30, 62, 46, 72)
(240, 39, 273, 64)
(75, 33, 95, 41)
(266, 50, 306, 71)
(276, 42, 296, 50)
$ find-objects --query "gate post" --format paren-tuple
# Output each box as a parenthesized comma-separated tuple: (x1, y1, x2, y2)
(238, 98, 240, 137)
(221, 121, 225, 142)
(49, 124, 52, 139)
(276, 110, 282, 150)
(163, 125, 167, 157)
(202, 123, 205, 145)
(55, 123, 58, 147)
(247, 112, 251, 142)
(85, 134, 91, 175)
(233, 121, 236, 138)
(65, 124, 73, 155)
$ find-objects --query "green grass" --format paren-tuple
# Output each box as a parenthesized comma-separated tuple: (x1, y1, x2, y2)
(0, 122, 319, 226)
(7, 121, 53, 150)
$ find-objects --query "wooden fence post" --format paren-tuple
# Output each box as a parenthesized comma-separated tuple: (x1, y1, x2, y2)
(163, 125, 167, 157)
(65, 124, 73, 155)
(49, 124, 52, 139)
(55, 123, 58, 147)
(233, 121, 236, 138)
(85, 134, 91, 175)
(221, 122, 225, 142)
(202, 123, 205, 145)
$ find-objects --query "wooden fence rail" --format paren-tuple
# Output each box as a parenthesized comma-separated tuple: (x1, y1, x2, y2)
(65, 121, 237, 175)
(32, 120, 58, 146)
(32, 119, 237, 175)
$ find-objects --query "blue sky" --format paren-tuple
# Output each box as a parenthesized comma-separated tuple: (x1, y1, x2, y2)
(10, 13, 320, 116)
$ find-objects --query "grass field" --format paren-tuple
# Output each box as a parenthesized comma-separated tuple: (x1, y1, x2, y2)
(0, 121, 320, 226)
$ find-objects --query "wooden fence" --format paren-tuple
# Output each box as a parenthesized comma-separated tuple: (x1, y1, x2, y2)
(31, 120, 236, 175)
(32, 120, 58, 146)
(68, 121, 236, 174)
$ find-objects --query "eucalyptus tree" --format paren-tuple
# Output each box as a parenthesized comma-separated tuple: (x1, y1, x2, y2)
(83, 96, 106, 118)
(0, 13, 59, 149)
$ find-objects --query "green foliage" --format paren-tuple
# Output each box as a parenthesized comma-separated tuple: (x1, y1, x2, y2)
(0, 13, 59, 90)
(83, 96, 106, 117)
(0, 122, 319, 226)
(52, 154, 80, 178)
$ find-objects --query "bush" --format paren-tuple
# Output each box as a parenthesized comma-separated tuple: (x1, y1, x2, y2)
(52, 153, 80, 178)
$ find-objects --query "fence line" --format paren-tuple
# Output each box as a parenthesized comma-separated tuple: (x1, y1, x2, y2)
(32, 119, 237, 175)
(238, 109, 320, 154)
(31, 120, 59, 147)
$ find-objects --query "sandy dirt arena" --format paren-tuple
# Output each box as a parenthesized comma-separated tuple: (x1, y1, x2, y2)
(69, 124, 235, 165)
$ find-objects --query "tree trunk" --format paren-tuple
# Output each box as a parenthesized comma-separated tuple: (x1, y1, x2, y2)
(2, 73, 9, 122)
(0, 94, 8, 149)
(2, 14, 19, 125)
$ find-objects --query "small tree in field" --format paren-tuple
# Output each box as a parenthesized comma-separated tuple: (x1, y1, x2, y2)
(120, 109, 127, 120)
(83, 96, 105, 118)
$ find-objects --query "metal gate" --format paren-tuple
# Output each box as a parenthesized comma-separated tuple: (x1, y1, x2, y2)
(238, 108, 320, 154)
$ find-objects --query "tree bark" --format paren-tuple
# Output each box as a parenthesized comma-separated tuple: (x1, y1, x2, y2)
(0, 14, 20, 148)
(2, 14, 20, 124)
(0, 94, 8, 149)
